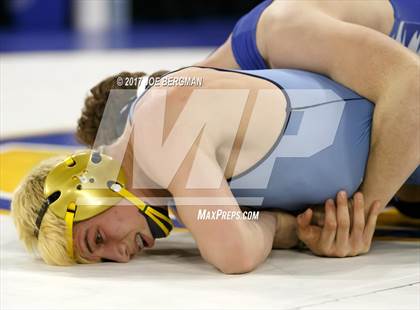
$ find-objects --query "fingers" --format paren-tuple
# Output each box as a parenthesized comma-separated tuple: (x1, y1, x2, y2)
(297, 209, 322, 251)
(363, 200, 382, 249)
(297, 193, 380, 258)
(311, 206, 325, 227)
(351, 192, 365, 241)
(335, 191, 350, 254)
(297, 208, 312, 228)
(319, 199, 337, 252)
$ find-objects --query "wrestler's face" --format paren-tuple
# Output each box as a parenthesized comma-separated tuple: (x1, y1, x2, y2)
(73, 203, 155, 263)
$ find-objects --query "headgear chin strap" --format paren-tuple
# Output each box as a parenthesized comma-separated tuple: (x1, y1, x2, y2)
(107, 181, 173, 238)
(144, 208, 172, 239)
(34, 151, 173, 259)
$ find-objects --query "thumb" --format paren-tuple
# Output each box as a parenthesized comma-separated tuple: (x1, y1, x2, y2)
(297, 208, 313, 228)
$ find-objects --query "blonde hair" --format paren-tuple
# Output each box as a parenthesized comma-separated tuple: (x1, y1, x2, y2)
(11, 157, 91, 265)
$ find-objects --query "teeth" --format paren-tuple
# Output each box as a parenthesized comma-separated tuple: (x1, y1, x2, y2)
(135, 233, 144, 249)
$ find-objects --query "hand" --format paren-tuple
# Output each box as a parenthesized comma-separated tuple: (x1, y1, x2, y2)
(296, 191, 382, 257)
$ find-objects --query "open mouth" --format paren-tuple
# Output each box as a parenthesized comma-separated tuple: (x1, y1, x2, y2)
(135, 233, 149, 250)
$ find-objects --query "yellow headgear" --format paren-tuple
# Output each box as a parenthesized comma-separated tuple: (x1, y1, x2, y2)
(34, 151, 173, 259)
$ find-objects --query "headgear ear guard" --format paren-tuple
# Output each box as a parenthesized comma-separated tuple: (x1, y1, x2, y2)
(34, 150, 173, 259)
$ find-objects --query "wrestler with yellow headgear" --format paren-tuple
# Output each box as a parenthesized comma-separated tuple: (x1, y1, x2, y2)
(13, 149, 173, 264)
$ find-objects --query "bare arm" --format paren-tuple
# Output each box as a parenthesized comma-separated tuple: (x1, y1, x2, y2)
(261, 9, 420, 212)
(272, 211, 299, 249)
(198, 9, 419, 211)
(136, 113, 276, 273)
(132, 72, 278, 273)
(194, 35, 239, 69)
(169, 145, 277, 274)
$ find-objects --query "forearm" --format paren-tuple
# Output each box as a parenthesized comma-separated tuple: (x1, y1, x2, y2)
(361, 65, 420, 212)
(195, 208, 277, 274)
(241, 211, 277, 265)
(272, 211, 299, 249)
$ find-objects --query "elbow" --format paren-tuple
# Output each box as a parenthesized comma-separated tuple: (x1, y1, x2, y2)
(202, 243, 259, 274)
(217, 253, 257, 275)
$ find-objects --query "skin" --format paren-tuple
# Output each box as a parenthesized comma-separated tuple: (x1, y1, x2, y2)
(81, 66, 380, 273)
(75, 1, 418, 270)
(194, 0, 420, 256)
(73, 197, 155, 262)
(296, 191, 382, 257)
(124, 67, 284, 272)
(72, 133, 166, 263)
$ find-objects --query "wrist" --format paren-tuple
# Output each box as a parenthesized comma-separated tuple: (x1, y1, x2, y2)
(273, 212, 299, 249)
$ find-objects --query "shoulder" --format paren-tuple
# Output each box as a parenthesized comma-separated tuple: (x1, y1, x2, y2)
(259, 1, 319, 35)
(257, 1, 323, 64)
(167, 66, 246, 89)
(129, 67, 224, 187)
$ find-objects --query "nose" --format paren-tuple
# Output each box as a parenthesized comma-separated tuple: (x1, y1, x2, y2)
(103, 241, 131, 263)
(117, 242, 131, 263)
